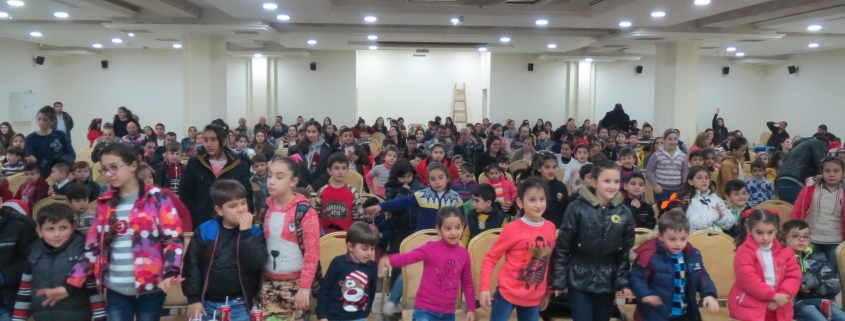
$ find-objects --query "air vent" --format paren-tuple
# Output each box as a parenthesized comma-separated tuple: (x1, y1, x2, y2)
(120, 30, 151, 33)
(738, 39, 765, 42)
(156, 38, 180, 42)
(588, 0, 606, 6)
(416, 49, 429, 53)
(635, 37, 665, 41)
(233, 31, 261, 35)
(700, 46, 719, 49)
(379, 42, 485, 49)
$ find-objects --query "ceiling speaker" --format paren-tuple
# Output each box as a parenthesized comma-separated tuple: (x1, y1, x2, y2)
(528, 63, 534, 72)
(310, 62, 317, 71)
(34, 56, 45, 65)
(635, 65, 643, 74)
(788, 66, 798, 74)
(722, 67, 730, 75)
(101, 60, 109, 69)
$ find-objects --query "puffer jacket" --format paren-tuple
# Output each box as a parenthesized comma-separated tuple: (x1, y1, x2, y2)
(0, 209, 37, 310)
(795, 244, 840, 302)
(552, 187, 635, 293)
(728, 235, 801, 321)
(685, 189, 735, 233)
(776, 138, 827, 187)
(179, 150, 254, 229)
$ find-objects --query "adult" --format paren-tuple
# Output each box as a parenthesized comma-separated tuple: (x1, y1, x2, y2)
(638, 123, 654, 145)
(288, 120, 333, 192)
(281, 126, 298, 148)
(322, 117, 333, 132)
(111, 106, 139, 138)
(249, 130, 276, 160)
(424, 125, 454, 158)
(776, 137, 829, 204)
(475, 135, 502, 179)
(0, 122, 16, 149)
(599, 103, 631, 133)
(481, 118, 492, 135)
(86, 118, 103, 148)
(813, 124, 837, 144)
(236, 117, 255, 140)
(509, 136, 536, 163)
(253, 117, 271, 136)
(757, 121, 789, 154)
(121, 122, 147, 147)
(388, 126, 406, 150)
(444, 117, 458, 136)
(509, 124, 532, 151)
(51, 101, 74, 142)
(24, 106, 75, 178)
(92, 123, 121, 163)
(268, 122, 286, 142)
(453, 127, 484, 169)
(351, 118, 375, 139)
(711, 108, 728, 144)
(180, 121, 254, 229)
(779, 137, 793, 154)
(181, 126, 198, 153)
(154, 123, 166, 146)
(578, 119, 590, 132)
(532, 119, 545, 137)
(372, 117, 388, 135)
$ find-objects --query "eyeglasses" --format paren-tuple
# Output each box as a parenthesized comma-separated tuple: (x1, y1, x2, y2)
(789, 235, 810, 241)
(99, 163, 128, 176)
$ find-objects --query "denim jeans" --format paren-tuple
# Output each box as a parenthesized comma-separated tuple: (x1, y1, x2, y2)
(568, 288, 615, 321)
(490, 289, 539, 321)
(0, 304, 10, 321)
(388, 272, 403, 305)
(812, 243, 840, 272)
(106, 290, 167, 321)
(202, 297, 249, 321)
(653, 188, 678, 204)
(794, 298, 845, 321)
(776, 179, 803, 204)
(412, 308, 455, 321)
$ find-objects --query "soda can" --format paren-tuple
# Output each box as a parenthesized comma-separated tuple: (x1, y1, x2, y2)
(250, 306, 263, 321)
(219, 305, 231, 321)
(822, 300, 833, 320)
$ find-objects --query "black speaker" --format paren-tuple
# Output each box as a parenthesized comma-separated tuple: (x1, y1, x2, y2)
(788, 66, 798, 74)
(34, 56, 45, 65)
(310, 62, 316, 71)
(722, 67, 730, 75)
(528, 63, 534, 72)
(101, 60, 108, 69)
(635, 65, 643, 74)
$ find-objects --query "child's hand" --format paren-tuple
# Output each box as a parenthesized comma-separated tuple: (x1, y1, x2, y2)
(773, 293, 790, 306)
(767, 301, 778, 310)
(187, 302, 206, 319)
(25, 156, 36, 163)
(618, 288, 633, 299)
(294, 288, 310, 310)
(713, 204, 725, 218)
(702, 296, 719, 312)
(479, 291, 492, 308)
(378, 257, 392, 275)
(365, 205, 382, 216)
(465, 311, 475, 321)
(502, 201, 512, 212)
(653, 186, 663, 194)
(570, 168, 579, 175)
(238, 212, 254, 230)
(159, 276, 184, 292)
(540, 294, 551, 311)
(631, 198, 641, 209)
(641, 295, 662, 307)
(36, 286, 69, 306)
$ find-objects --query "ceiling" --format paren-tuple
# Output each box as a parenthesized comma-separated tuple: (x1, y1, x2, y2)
(3, 0, 845, 59)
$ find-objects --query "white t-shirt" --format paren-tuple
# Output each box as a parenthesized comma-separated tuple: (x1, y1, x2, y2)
(760, 242, 776, 289)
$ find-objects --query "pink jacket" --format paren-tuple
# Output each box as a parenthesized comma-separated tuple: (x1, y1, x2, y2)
(791, 178, 845, 239)
(486, 176, 516, 203)
(728, 236, 801, 321)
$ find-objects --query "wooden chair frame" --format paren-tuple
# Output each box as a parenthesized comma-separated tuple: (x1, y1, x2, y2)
(835, 242, 845, 310)
(399, 229, 441, 309)
(319, 232, 347, 275)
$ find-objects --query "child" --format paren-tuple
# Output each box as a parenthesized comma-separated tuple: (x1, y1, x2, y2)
(556, 141, 574, 169)
(250, 155, 269, 217)
(14, 163, 49, 212)
(2, 146, 24, 176)
(154, 142, 185, 195)
(782, 219, 845, 321)
(70, 161, 100, 201)
(50, 163, 71, 196)
(65, 182, 94, 234)
(791, 157, 845, 269)
(702, 148, 717, 172)
(69, 143, 184, 320)
(646, 129, 688, 204)
(625, 172, 655, 229)
(552, 161, 634, 321)
(746, 160, 775, 207)
(612, 132, 628, 155)
(401, 137, 422, 160)
(536, 130, 553, 151)
(600, 140, 616, 161)
(0, 200, 37, 319)
(619, 148, 641, 197)
(531, 151, 568, 228)
(11, 203, 106, 321)
(260, 155, 321, 321)
(411, 153, 426, 168)
(231, 134, 256, 159)
(462, 183, 507, 245)
(317, 222, 379, 321)
(766, 151, 785, 183)
(756, 152, 770, 165)
(729, 209, 801, 321)
(451, 154, 464, 170)
(382, 158, 424, 253)
(415, 144, 459, 186)
(568, 164, 596, 205)
(563, 144, 591, 194)
(717, 136, 749, 197)
(496, 155, 510, 175)
(688, 150, 704, 167)
(485, 164, 516, 212)
(316, 153, 364, 234)
(629, 209, 720, 321)
(453, 163, 477, 202)
(724, 179, 752, 238)
(681, 166, 734, 233)
(367, 147, 397, 197)
(183, 180, 267, 321)
(379, 207, 475, 321)
(479, 178, 555, 320)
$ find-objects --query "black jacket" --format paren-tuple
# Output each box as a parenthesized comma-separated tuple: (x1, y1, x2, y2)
(25, 232, 94, 321)
(51, 111, 74, 136)
(552, 187, 635, 293)
(776, 138, 828, 186)
(288, 141, 334, 191)
(765, 122, 790, 147)
(154, 160, 184, 193)
(475, 152, 498, 179)
(384, 179, 424, 253)
(182, 218, 267, 306)
(600, 108, 630, 133)
(71, 177, 101, 202)
(179, 151, 254, 229)
(467, 202, 506, 241)
(624, 195, 655, 229)
(543, 178, 569, 228)
(0, 209, 37, 309)
(453, 141, 484, 171)
(712, 113, 729, 144)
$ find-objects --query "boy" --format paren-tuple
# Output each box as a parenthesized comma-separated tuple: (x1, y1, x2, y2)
(183, 180, 267, 321)
(462, 184, 506, 245)
(569, 164, 596, 204)
(782, 219, 845, 321)
(619, 148, 641, 197)
(49, 163, 71, 196)
(453, 163, 477, 202)
(724, 179, 751, 238)
(630, 209, 720, 321)
(15, 164, 49, 212)
(411, 153, 426, 167)
(535, 130, 553, 151)
(0, 200, 37, 320)
(70, 161, 100, 201)
(745, 160, 774, 207)
(688, 150, 704, 168)
(608, 125, 619, 141)
(154, 142, 185, 195)
(249, 155, 269, 218)
(1, 146, 24, 176)
(625, 172, 654, 229)
(316, 222, 379, 321)
(65, 183, 94, 234)
(717, 136, 748, 197)
(600, 140, 616, 161)
(315, 153, 364, 234)
(402, 137, 422, 160)
(11, 202, 105, 321)
(572, 130, 588, 147)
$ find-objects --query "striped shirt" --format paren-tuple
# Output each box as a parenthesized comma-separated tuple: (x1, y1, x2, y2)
(104, 194, 139, 296)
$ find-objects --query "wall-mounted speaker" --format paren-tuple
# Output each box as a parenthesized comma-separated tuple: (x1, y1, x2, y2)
(528, 63, 534, 72)
(635, 65, 643, 74)
(34, 56, 45, 65)
(722, 67, 730, 75)
(788, 66, 798, 74)
(101, 60, 109, 69)
(310, 62, 317, 71)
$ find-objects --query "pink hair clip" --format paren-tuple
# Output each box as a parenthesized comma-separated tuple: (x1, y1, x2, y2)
(289, 154, 303, 163)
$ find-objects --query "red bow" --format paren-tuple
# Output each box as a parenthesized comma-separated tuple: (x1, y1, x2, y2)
(741, 208, 778, 218)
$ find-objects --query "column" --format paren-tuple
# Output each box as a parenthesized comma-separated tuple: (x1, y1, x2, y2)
(181, 35, 227, 130)
(565, 61, 597, 123)
(653, 42, 700, 143)
(245, 57, 277, 122)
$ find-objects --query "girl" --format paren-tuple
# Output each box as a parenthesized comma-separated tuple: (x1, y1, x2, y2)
(322, 124, 338, 146)
(646, 129, 688, 203)
(532, 151, 568, 228)
(372, 117, 388, 135)
(11, 133, 25, 150)
(765, 151, 785, 182)
(112, 106, 138, 138)
(379, 207, 475, 321)
(87, 118, 103, 148)
(260, 155, 320, 321)
(269, 121, 286, 141)
(476, 136, 502, 179)
(712, 108, 729, 144)
(791, 157, 845, 268)
(545, 121, 553, 135)
(383, 159, 424, 257)
(68, 143, 183, 320)
(756, 152, 770, 165)
(552, 161, 634, 321)
(729, 209, 801, 321)
(579, 119, 590, 132)
(322, 117, 332, 132)
(352, 118, 374, 139)
(533, 118, 545, 136)
(702, 148, 717, 172)
(485, 163, 516, 211)
(388, 126, 406, 150)
(415, 144, 459, 185)
(681, 166, 734, 233)
(135, 163, 193, 232)
(563, 144, 591, 194)
(0, 121, 15, 149)
(181, 126, 198, 153)
(250, 130, 275, 160)
(779, 137, 793, 153)
(227, 130, 237, 149)
(289, 121, 333, 192)
(444, 117, 459, 135)
(475, 123, 487, 139)
(629, 120, 640, 137)
(612, 132, 628, 154)
(283, 126, 298, 148)
(24, 106, 75, 178)
(642, 137, 664, 167)
(503, 120, 517, 139)
(367, 147, 398, 197)
(231, 134, 257, 159)
(143, 126, 156, 141)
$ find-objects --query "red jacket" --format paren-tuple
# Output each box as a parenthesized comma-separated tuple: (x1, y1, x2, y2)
(486, 176, 516, 203)
(416, 158, 460, 186)
(728, 235, 801, 321)
(791, 179, 845, 239)
(87, 129, 103, 148)
(14, 179, 49, 214)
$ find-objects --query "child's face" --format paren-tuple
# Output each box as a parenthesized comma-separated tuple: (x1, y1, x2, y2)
(237, 137, 248, 150)
(461, 172, 474, 183)
(453, 158, 464, 168)
(471, 195, 492, 213)
(166, 150, 181, 164)
(428, 168, 449, 192)
(267, 161, 298, 196)
(406, 138, 417, 147)
(785, 227, 810, 253)
(342, 132, 354, 145)
(347, 242, 375, 263)
(595, 169, 621, 202)
(560, 145, 572, 158)
(751, 168, 766, 179)
(727, 188, 749, 208)
(704, 154, 715, 167)
(664, 133, 679, 150)
(539, 132, 548, 141)
(38, 219, 74, 248)
(658, 229, 689, 255)
(438, 216, 464, 245)
(758, 154, 769, 164)
(398, 172, 414, 185)
(411, 157, 422, 167)
(731, 145, 746, 158)
(517, 187, 546, 221)
(582, 173, 595, 187)
(12, 136, 24, 148)
(626, 177, 645, 198)
(575, 148, 590, 162)
(487, 168, 501, 181)
(497, 162, 508, 171)
(253, 162, 268, 176)
(137, 169, 155, 186)
(615, 133, 626, 145)
(6, 154, 19, 164)
(215, 198, 249, 228)
(431, 148, 445, 161)
(50, 169, 68, 182)
(690, 156, 704, 167)
(605, 140, 615, 148)
(688, 170, 710, 192)
(748, 222, 777, 248)
(328, 162, 349, 183)
(539, 159, 558, 182)
(628, 135, 639, 146)
(73, 168, 90, 182)
(621, 155, 634, 167)
(70, 198, 89, 214)
(384, 152, 397, 165)
(822, 162, 844, 186)
(360, 131, 370, 139)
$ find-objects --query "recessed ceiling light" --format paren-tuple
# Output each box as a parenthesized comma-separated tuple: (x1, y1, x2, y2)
(807, 25, 822, 31)
(172, 43, 182, 49)
(92, 43, 102, 48)
(694, 0, 710, 5)
(547, 43, 557, 49)
(619, 21, 632, 27)
(735, 52, 745, 57)
(53, 11, 68, 18)
(0, 12, 8, 18)
(262, 3, 277, 10)
(726, 47, 736, 52)
(585, 58, 593, 62)
(307, 39, 317, 45)
(535, 19, 549, 26)
(276, 14, 290, 21)
(367, 35, 378, 40)
(500, 36, 511, 43)
(651, 11, 666, 18)
(478, 47, 487, 52)
(111, 38, 122, 43)
(6, 1, 24, 7)
(364, 16, 377, 22)
(127, 32, 135, 37)
(450, 17, 462, 25)
(253, 53, 263, 58)
(29, 31, 41, 37)
(369, 45, 378, 50)
(809, 42, 820, 48)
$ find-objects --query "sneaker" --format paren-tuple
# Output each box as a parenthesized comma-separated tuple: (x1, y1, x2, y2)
(383, 301, 396, 315)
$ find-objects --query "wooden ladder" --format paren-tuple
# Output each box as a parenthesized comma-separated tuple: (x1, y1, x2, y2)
(452, 82, 467, 124)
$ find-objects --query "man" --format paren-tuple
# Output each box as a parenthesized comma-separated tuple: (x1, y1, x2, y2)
(424, 125, 453, 157)
(237, 117, 254, 140)
(599, 103, 631, 133)
(639, 123, 654, 145)
(776, 137, 829, 204)
(51, 101, 74, 142)
(154, 123, 166, 146)
(812, 124, 836, 143)
(254, 117, 271, 135)
(91, 124, 121, 163)
(510, 125, 532, 151)
(454, 127, 483, 168)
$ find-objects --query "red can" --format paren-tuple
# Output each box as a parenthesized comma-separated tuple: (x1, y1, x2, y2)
(250, 306, 263, 321)
(822, 300, 833, 320)
(219, 305, 231, 321)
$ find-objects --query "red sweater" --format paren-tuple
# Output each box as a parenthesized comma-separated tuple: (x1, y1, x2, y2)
(728, 236, 801, 321)
(14, 179, 49, 214)
(416, 158, 460, 185)
(262, 193, 320, 288)
(480, 218, 556, 307)
(87, 129, 103, 148)
(315, 183, 359, 233)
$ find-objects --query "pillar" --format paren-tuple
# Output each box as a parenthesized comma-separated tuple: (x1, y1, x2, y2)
(565, 61, 597, 123)
(653, 42, 700, 143)
(181, 35, 227, 130)
(245, 57, 278, 123)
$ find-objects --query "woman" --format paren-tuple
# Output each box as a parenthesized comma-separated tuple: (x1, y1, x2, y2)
(372, 117, 388, 135)
(689, 132, 711, 154)
(288, 120, 333, 191)
(322, 117, 333, 132)
(268, 121, 286, 142)
(86, 118, 103, 148)
(181, 126, 198, 153)
(545, 121, 553, 135)
(388, 126, 406, 150)
(111, 106, 138, 138)
(489, 123, 508, 154)
(629, 119, 640, 136)
(475, 135, 502, 179)
(0, 122, 16, 149)
(179, 120, 254, 229)
(579, 119, 590, 132)
(352, 118, 374, 139)
(143, 126, 155, 140)
(24, 106, 75, 178)
(712, 108, 729, 144)
(779, 137, 793, 154)
(474, 123, 487, 139)
(323, 124, 339, 146)
(444, 117, 458, 136)
(282, 126, 298, 148)
(533, 118, 545, 136)
(250, 130, 276, 160)
(414, 129, 427, 148)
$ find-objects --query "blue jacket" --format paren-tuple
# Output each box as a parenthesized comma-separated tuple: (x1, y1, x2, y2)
(378, 186, 463, 231)
(629, 239, 717, 321)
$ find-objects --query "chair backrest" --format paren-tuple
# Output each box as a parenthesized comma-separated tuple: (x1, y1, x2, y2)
(75, 148, 93, 165)
(180, 157, 189, 165)
(759, 132, 771, 146)
(32, 196, 69, 220)
(478, 173, 488, 184)
(92, 162, 106, 185)
(400, 229, 441, 304)
(644, 179, 655, 204)
(710, 168, 720, 183)
(345, 170, 364, 192)
(509, 160, 528, 173)
(372, 132, 386, 145)
(749, 152, 757, 162)
(320, 232, 348, 275)
(555, 169, 564, 181)
(87, 200, 97, 212)
(164, 232, 193, 308)
(755, 200, 794, 227)
(688, 230, 735, 300)
(275, 148, 287, 155)
(743, 162, 752, 175)
(468, 229, 503, 298)
(6, 173, 25, 195)
(835, 243, 845, 307)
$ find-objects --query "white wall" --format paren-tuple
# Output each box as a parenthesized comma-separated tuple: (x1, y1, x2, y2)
(0, 38, 59, 135)
(227, 57, 249, 125)
(594, 57, 656, 128)
(277, 51, 357, 125)
(489, 53, 569, 126)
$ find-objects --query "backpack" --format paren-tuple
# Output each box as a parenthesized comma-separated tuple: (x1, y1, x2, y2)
(293, 200, 323, 296)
